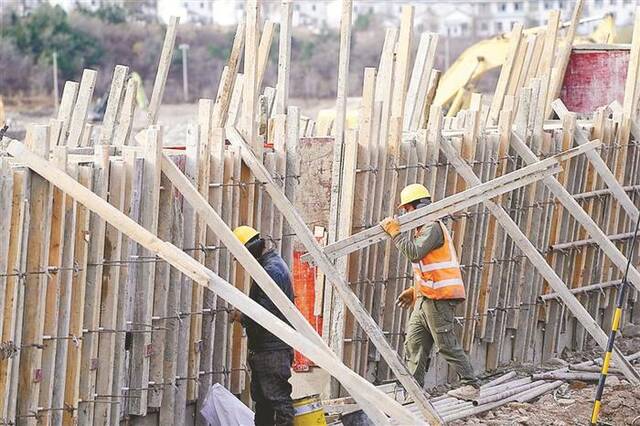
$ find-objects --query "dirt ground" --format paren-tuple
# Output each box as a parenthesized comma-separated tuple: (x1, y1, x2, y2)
(451, 336, 640, 426)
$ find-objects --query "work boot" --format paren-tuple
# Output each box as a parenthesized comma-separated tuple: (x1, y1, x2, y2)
(447, 384, 480, 401)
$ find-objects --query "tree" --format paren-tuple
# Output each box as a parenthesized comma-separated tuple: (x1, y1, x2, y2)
(1, 4, 103, 80)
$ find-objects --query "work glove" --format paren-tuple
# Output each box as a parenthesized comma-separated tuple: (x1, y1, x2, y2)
(380, 216, 401, 238)
(396, 287, 416, 309)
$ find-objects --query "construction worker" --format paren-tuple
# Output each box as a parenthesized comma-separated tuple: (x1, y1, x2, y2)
(230, 225, 295, 425)
(379, 183, 480, 400)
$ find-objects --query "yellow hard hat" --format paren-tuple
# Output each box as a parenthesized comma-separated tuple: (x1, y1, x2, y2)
(233, 225, 259, 246)
(398, 183, 431, 208)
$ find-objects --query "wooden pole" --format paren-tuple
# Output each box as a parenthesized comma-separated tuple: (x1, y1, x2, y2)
(148, 17, 179, 126)
(325, 1, 353, 354)
(274, 0, 292, 115)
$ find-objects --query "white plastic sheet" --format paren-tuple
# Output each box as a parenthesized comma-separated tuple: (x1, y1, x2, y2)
(200, 383, 255, 426)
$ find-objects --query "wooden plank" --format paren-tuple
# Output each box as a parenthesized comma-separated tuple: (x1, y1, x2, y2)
(174, 125, 199, 425)
(98, 65, 129, 146)
(78, 146, 110, 424)
(620, 10, 640, 147)
(94, 158, 126, 425)
(113, 78, 138, 147)
(148, 170, 174, 409)
(358, 27, 396, 373)
(227, 74, 245, 127)
(281, 106, 300, 267)
(49, 159, 78, 426)
(241, 0, 260, 153)
(159, 155, 185, 426)
(477, 108, 513, 339)
(212, 21, 246, 128)
(187, 101, 214, 400)
(325, 1, 354, 348)
(256, 20, 276, 91)
(148, 17, 179, 125)
(271, 116, 287, 252)
(0, 167, 29, 423)
(227, 126, 443, 424)
(391, 5, 414, 120)
(545, 0, 584, 118)
(66, 70, 97, 147)
(6, 139, 419, 425)
(405, 32, 438, 131)
(274, 0, 292, 115)
(128, 127, 162, 415)
(196, 127, 225, 421)
(419, 70, 441, 130)
(109, 148, 139, 425)
(63, 165, 93, 424)
(0, 162, 13, 384)
(37, 148, 68, 422)
(346, 69, 376, 375)
(328, 129, 359, 394)
(17, 126, 52, 425)
(488, 24, 523, 125)
(56, 82, 79, 143)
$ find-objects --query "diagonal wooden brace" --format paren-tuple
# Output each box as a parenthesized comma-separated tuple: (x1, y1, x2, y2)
(160, 153, 393, 424)
(225, 127, 443, 424)
(438, 136, 640, 385)
(552, 99, 639, 223)
(509, 129, 640, 295)
(4, 138, 421, 425)
(301, 141, 594, 264)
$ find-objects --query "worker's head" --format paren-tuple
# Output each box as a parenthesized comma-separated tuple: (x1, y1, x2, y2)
(233, 225, 265, 259)
(398, 183, 431, 213)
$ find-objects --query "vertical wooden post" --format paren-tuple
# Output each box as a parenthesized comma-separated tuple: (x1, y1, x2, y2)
(275, 0, 292, 115)
(66, 70, 97, 148)
(17, 125, 52, 425)
(128, 127, 162, 415)
(148, 17, 179, 126)
(77, 145, 110, 425)
(93, 158, 126, 425)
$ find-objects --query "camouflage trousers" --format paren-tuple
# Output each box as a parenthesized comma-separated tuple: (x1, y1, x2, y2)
(248, 349, 294, 426)
(404, 297, 478, 388)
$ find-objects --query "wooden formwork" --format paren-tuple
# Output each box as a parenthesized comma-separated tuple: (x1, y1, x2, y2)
(2, 1, 640, 424)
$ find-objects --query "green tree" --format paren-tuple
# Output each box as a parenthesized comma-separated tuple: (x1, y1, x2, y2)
(1, 4, 103, 80)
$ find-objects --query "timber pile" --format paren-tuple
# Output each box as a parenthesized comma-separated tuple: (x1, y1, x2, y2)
(0, 0, 639, 424)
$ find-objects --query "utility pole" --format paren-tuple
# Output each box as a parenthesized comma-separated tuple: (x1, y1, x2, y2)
(52, 51, 59, 112)
(179, 43, 189, 103)
(445, 27, 451, 70)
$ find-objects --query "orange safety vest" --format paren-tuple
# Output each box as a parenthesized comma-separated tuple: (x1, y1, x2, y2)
(411, 221, 466, 300)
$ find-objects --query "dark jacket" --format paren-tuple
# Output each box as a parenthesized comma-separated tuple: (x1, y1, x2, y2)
(242, 249, 295, 352)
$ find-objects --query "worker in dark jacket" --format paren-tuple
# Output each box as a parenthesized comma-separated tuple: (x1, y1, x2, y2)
(231, 225, 295, 426)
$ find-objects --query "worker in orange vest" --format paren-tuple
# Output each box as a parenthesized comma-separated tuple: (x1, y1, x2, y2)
(380, 183, 480, 400)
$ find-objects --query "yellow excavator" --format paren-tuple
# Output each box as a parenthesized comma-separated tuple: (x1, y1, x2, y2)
(316, 13, 627, 132)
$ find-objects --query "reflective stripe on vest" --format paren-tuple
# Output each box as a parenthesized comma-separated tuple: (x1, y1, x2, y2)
(411, 222, 466, 300)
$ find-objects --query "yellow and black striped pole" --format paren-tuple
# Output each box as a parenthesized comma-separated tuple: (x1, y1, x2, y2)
(590, 215, 640, 426)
